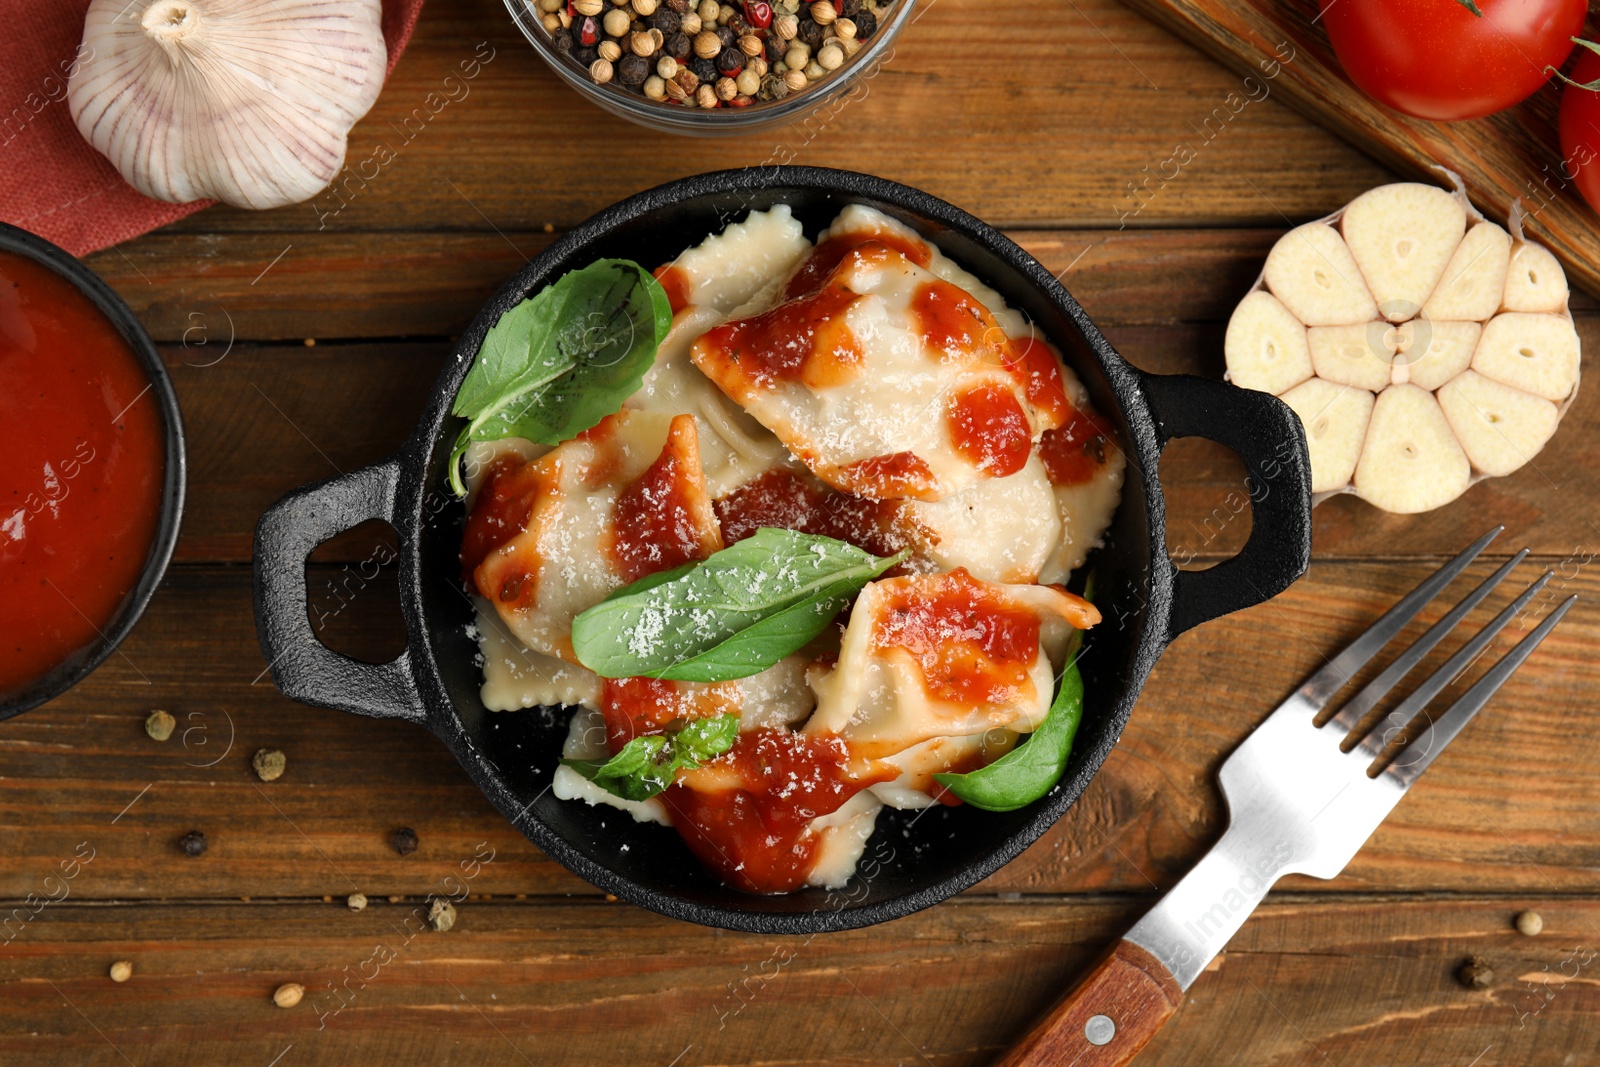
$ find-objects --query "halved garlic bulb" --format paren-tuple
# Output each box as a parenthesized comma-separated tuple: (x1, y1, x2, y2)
(1226, 179, 1580, 513)
(69, 0, 387, 210)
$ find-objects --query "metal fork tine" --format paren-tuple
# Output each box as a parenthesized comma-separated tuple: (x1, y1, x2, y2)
(1355, 571, 1553, 760)
(1327, 550, 1529, 735)
(1295, 526, 1502, 711)
(1383, 595, 1577, 788)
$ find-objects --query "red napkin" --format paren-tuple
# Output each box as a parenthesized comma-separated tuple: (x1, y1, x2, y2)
(0, 0, 425, 256)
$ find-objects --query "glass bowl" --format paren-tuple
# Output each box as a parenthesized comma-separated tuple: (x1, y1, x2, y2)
(503, 0, 917, 136)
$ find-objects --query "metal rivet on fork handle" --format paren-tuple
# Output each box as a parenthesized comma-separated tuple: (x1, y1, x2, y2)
(1085, 1015, 1116, 1046)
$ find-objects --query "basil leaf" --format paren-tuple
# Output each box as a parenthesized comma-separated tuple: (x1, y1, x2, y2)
(448, 258, 672, 496)
(933, 658, 1085, 813)
(561, 712, 740, 801)
(571, 528, 907, 682)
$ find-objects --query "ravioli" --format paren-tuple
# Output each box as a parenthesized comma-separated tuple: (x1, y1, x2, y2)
(691, 240, 1070, 502)
(460, 204, 1124, 895)
(806, 569, 1099, 759)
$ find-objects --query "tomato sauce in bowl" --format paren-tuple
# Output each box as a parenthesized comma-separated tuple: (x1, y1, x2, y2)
(0, 232, 183, 716)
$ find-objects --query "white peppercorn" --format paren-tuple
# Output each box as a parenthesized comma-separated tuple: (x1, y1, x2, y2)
(644, 74, 667, 99)
(537, 0, 562, 10)
(633, 0, 659, 13)
(774, 13, 798, 39)
(834, 17, 856, 38)
(699, 0, 721, 22)
(144, 709, 175, 741)
(1516, 911, 1544, 936)
(784, 68, 807, 90)
(735, 67, 760, 95)
(347, 893, 368, 911)
(109, 960, 133, 983)
(542, 12, 562, 32)
(598, 39, 622, 60)
(680, 11, 702, 33)
(739, 34, 764, 56)
(603, 7, 631, 35)
(696, 82, 718, 107)
(817, 42, 843, 69)
(590, 57, 615, 82)
(749, 55, 768, 76)
(251, 748, 286, 782)
(428, 897, 458, 932)
(805, 58, 825, 79)
(631, 30, 658, 55)
(784, 45, 808, 69)
(573, 0, 603, 14)
(656, 55, 680, 78)
(274, 983, 305, 1008)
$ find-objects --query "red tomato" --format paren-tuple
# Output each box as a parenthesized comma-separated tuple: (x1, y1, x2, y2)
(1320, 0, 1586, 121)
(1558, 49, 1600, 212)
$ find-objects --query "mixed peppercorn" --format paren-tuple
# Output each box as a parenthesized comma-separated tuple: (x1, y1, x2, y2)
(531, 0, 894, 108)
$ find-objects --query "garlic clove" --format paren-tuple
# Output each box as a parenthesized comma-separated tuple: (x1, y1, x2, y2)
(1502, 241, 1569, 313)
(1437, 370, 1559, 478)
(1471, 312, 1580, 401)
(1224, 290, 1312, 395)
(1341, 183, 1466, 321)
(1353, 384, 1471, 514)
(1307, 321, 1393, 392)
(69, 0, 387, 210)
(1422, 221, 1511, 322)
(1394, 319, 1479, 391)
(1279, 377, 1374, 494)
(1263, 223, 1377, 325)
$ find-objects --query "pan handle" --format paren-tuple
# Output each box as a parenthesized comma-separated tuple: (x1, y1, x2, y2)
(1137, 372, 1312, 642)
(252, 457, 427, 725)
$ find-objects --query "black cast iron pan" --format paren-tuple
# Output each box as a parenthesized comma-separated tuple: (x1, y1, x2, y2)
(253, 167, 1311, 933)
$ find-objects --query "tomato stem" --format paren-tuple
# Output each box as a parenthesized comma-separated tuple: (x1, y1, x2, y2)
(1548, 37, 1600, 91)
(1453, 0, 1483, 15)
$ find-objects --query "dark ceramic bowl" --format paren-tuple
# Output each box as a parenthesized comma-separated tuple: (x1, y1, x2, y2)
(0, 223, 186, 722)
(254, 167, 1311, 933)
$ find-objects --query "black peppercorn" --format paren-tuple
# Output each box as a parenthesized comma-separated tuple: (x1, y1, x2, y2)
(726, 13, 750, 35)
(647, 9, 680, 33)
(553, 29, 573, 53)
(664, 0, 688, 11)
(852, 9, 876, 37)
(765, 33, 784, 62)
(618, 54, 650, 84)
(690, 56, 717, 83)
(838, 0, 862, 15)
(178, 830, 207, 857)
(390, 826, 419, 856)
(715, 48, 744, 74)
(666, 31, 691, 59)
(715, 25, 738, 49)
(572, 45, 599, 68)
(798, 18, 826, 48)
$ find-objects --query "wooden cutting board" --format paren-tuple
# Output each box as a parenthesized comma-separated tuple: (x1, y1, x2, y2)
(1115, 0, 1600, 297)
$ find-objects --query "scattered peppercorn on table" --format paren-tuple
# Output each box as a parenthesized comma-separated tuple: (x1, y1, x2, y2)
(3, 0, 1597, 1063)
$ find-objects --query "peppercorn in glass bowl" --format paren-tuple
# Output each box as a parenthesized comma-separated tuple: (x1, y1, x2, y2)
(504, 0, 914, 135)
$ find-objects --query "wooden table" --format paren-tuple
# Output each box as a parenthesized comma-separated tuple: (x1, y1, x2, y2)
(5, 1, 1597, 1062)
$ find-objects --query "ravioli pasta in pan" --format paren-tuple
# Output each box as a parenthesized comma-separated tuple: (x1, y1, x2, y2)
(452, 205, 1124, 893)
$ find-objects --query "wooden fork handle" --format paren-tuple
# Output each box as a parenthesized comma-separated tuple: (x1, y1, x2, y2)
(992, 939, 1183, 1067)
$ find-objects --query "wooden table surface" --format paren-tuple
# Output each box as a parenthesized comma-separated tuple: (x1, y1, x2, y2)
(5, 1, 1598, 1064)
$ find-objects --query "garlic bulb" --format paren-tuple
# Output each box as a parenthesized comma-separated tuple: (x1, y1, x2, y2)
(68, 0, 387, 210)
(1225, 177, 1579, 514)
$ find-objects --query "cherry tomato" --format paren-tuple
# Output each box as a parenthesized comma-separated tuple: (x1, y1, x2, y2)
(1558, 49, 1600, 213)
(1320, 0, 1586, 121)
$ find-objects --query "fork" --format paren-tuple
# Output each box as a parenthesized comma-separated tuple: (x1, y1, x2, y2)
(995, 527, 1576, 1067)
